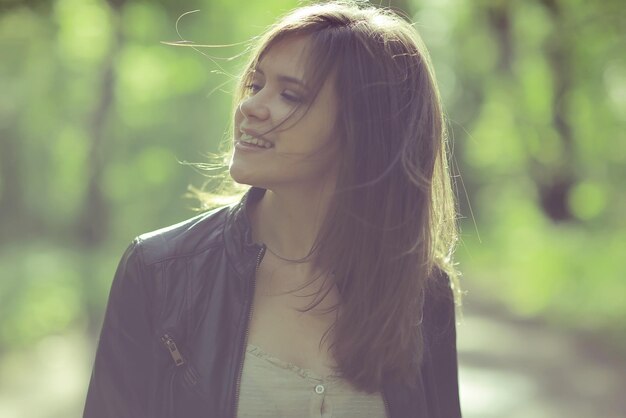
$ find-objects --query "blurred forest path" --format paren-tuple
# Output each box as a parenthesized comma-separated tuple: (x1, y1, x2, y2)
(0, 294, 624, 418)
(458, 292, 626, 418)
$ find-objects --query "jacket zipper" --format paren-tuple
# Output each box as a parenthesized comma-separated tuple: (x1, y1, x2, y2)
(160, 333, 185, 366)
(232, 245, 265, 418)
(383, 392, 391, 417)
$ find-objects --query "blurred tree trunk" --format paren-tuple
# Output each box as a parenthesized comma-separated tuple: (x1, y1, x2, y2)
(0, 130, 25, 242)
(486, 0, 575, 222)
(486, 2, 513, 73)
(535, 0, 575, 222)
(75, 0, 126, 246)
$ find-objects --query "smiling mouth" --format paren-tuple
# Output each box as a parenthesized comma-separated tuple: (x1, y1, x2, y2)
(237, 133, 274, 149)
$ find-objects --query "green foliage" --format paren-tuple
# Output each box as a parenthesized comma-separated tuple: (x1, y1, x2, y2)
(0, 242, 116, 348)
(0, 0, 624, 354)
(420, 0, 626, 346)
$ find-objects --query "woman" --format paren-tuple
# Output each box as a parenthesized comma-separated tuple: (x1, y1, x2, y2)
(84, 1, 462, 417)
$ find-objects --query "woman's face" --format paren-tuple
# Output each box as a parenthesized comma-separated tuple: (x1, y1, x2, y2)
(230, 35, 340, 191)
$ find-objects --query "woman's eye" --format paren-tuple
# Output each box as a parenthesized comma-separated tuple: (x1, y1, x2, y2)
(244, 83, 302, 103)
(281, 91, 302, 103)
(245, 83, 261, 94)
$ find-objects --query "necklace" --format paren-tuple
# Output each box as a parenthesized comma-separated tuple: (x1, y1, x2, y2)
(263, 243, 314, 263)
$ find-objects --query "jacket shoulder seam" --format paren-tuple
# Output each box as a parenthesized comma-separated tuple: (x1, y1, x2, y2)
(136, 206, 232, 266)
(144, 240, 224, 266)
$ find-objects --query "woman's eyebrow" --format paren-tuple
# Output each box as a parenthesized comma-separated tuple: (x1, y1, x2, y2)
(254, 68, 307, 88)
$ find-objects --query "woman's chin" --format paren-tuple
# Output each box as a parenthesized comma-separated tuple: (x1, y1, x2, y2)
(229, 165, 266, 188)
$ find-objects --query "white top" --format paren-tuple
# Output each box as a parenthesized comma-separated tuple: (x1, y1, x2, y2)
(237, 343, 388, 418)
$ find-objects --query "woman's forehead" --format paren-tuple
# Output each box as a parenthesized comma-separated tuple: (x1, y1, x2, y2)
(256, 36, 313, 78)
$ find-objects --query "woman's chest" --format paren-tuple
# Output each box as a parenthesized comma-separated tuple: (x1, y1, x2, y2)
(246, 264, 341, 379)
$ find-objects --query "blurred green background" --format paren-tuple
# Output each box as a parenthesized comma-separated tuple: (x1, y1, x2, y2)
(0, 0, 624, 416)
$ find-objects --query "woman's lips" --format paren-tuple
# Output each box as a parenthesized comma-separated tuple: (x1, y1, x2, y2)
(239, 133, 273, 147)
(235, 140, 274, 152)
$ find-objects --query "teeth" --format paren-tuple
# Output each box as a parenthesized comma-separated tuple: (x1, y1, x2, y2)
(240, 133, 273, 149)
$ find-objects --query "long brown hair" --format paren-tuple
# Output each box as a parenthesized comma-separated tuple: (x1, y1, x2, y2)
(199, 0, 461, 393)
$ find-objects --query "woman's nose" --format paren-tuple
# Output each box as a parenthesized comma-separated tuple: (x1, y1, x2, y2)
(238, 94, 270, 121)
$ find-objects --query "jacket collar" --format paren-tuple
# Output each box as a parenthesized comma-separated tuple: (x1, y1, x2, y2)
(223, 186, 267, 279)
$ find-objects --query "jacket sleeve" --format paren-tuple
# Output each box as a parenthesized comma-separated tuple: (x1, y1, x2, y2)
(422, 271, 462, 417)
(83, 238, 158, 418)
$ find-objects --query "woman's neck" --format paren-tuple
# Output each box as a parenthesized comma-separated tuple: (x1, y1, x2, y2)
(249, 181, 335, 263)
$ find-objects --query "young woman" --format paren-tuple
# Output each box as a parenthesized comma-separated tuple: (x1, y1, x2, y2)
(84, 1, 462, 417)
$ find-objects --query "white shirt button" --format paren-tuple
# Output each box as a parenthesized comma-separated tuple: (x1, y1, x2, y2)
(314, 384, 325, 394)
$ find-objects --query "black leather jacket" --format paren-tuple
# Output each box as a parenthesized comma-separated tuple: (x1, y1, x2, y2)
(83, 186, 461, 418)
